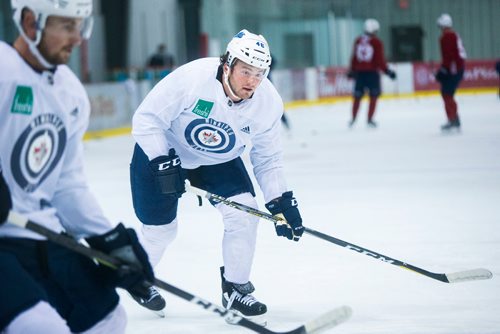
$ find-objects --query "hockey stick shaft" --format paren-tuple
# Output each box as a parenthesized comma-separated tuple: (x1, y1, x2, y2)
(6, 211, 350, 334)
(185, 183, 492, 284)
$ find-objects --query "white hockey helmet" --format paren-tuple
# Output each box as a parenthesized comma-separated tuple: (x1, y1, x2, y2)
(437, 13, 453, 28)
(364, 18, 380, 34)
(11, 0, 93, 68)
(11, 0, 94, 45)
(226, 29, 272, 76)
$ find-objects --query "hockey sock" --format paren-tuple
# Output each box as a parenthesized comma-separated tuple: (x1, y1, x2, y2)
(442, 93, 458, 121)
(352, 97, 361, 120)
(367, 96, 378, 121)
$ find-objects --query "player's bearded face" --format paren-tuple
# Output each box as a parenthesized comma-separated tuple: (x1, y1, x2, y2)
(38, 16, 84, 65)
(228, 62, 265, 99)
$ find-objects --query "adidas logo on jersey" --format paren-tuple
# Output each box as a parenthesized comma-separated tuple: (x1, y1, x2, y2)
(240, 126, 251, 134)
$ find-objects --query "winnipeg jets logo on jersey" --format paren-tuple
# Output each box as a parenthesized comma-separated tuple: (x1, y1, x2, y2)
(202, 130, 220, 144)
(30, 131, 52, 172)
(11, 114, 67, 193)
(184, 118, 236, 153)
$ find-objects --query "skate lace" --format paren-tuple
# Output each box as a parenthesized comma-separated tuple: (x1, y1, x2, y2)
(226, 290, 258, 310)
(146, 287, 160, 303)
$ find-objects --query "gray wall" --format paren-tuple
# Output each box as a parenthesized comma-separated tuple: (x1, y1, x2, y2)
(1, 0, 498, 77)
(347, 0, 500, 62)
(127, 0, 182, 69)
(201, 0, 500, 67)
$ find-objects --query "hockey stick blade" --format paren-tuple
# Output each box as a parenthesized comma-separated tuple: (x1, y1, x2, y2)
(185, 183, 494, 284)
(445, 268, 493, 283)
(301, 306, 352, 334)
(7, 211, 352, 334)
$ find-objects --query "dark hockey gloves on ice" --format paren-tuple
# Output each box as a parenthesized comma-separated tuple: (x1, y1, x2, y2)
(149, 148, 185, 198)
(385, 68, 397, 80)
(0, 171, 13, 224)
(86, 223, 155, 299)
(265, 191, 304, 242)
(435, 66, 449, 82)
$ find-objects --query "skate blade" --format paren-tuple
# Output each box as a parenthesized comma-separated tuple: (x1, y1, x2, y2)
(151, 309, 165, 318)
(224, 309, 267, 326)
(441, 127, 461, 134)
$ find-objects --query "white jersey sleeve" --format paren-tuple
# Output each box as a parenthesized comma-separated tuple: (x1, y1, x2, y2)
(131, 72, 187, 160)
(50, 68, 111, 238)
(247, 80, 287, 202)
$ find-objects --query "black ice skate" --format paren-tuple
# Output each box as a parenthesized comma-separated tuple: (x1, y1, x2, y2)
(441, 119, 461, 132)
(130, 286, 166, 317)
(367, 119, 377, 128)
(220, 267, 267, 325)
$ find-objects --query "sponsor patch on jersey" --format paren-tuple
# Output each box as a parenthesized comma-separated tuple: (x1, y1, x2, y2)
(191, 99, 214, 118)
(184, 118, 236, 154)
(11, 86, 34, 115)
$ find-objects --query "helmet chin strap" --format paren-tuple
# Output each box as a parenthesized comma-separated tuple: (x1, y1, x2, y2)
(223, 68, 242, 101)
(15, 17, 56, 70)
(26, 38, 56, 70)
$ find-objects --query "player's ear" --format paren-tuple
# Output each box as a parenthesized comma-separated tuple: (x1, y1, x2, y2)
(20, 9, 38, 40)
(223, 63, 230, 75)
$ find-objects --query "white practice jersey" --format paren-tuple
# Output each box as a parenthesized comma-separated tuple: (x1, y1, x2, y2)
(132, 57, 287, 202)
(0, 42, 111, 240)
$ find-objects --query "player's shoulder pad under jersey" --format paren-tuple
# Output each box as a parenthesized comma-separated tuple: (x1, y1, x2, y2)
(0, 42, 26, 81)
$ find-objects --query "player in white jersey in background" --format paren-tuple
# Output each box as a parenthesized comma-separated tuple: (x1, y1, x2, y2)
(130, 29, 304, 322)
(0, 0, 155, 332)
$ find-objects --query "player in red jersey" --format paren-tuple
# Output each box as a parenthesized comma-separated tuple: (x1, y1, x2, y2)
(347, 19, 396, 128)
(435, 13, 467, 131)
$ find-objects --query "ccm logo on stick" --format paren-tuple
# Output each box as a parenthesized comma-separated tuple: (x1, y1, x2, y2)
(345, 245, 395, 264)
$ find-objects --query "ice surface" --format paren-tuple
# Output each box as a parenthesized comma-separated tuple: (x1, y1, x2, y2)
(83, 93, 500, 333)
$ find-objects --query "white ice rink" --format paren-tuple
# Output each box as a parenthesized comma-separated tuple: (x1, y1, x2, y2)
(83, 93, 500, 334)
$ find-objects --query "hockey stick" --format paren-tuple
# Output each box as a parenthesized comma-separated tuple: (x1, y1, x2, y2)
(185, 183, 493, 284)
(6, 211, 351, 334)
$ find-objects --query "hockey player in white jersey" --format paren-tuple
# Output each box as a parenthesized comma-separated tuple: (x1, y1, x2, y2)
(0, 0, 155, 333)
(130, 29, 304, 322)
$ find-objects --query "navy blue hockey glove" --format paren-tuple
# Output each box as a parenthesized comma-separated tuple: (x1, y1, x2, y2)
(0, 171, 12, 224)
(347, 70, 356, 79)
(149, 148, 185, 198)
(265, 191, 304, 242)
(435, 66, 449, 82)
(385, 69, 396, 80)
(86, 223, 155, 299)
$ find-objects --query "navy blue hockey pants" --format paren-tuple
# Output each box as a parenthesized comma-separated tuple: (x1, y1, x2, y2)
(130, 144, 255, 226)
(0, 238, 119, 332)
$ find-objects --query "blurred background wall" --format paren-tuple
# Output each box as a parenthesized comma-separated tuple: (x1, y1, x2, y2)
(1, 0, 499, 80)
(1, 0, 498, 133)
